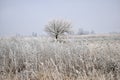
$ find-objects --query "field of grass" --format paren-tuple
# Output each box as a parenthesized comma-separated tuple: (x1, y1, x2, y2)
(0, 34, 120, 80)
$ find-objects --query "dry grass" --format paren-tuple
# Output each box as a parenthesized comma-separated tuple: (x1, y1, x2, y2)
(0, 34, 120, 80)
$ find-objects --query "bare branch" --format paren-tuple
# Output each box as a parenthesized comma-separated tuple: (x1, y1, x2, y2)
(44, 19, 72, 40)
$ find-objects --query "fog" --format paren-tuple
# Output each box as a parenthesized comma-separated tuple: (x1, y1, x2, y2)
(0, 0, 120, 36)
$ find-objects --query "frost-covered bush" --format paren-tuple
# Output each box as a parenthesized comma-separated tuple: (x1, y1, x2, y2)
(0, 35, 120, 80)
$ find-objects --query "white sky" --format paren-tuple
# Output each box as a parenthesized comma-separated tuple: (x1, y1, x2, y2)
(0, 0, 120, 36)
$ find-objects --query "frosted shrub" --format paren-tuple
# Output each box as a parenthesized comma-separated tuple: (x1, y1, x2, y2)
(0, 35, 120, 80)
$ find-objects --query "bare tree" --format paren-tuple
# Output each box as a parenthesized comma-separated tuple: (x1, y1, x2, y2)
(77, 28, 90, 35)
(77, 28, 84, 35)
(91, 30, 95, 34)
(45, 19, 72, 40)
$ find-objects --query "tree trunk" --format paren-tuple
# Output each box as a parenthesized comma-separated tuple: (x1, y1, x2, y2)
(55, 34, 58, 40)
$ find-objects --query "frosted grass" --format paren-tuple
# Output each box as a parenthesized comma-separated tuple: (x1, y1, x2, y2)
(0, 35, 120, 80)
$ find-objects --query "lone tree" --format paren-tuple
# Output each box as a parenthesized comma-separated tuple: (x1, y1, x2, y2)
(45, 19, 72, 40)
